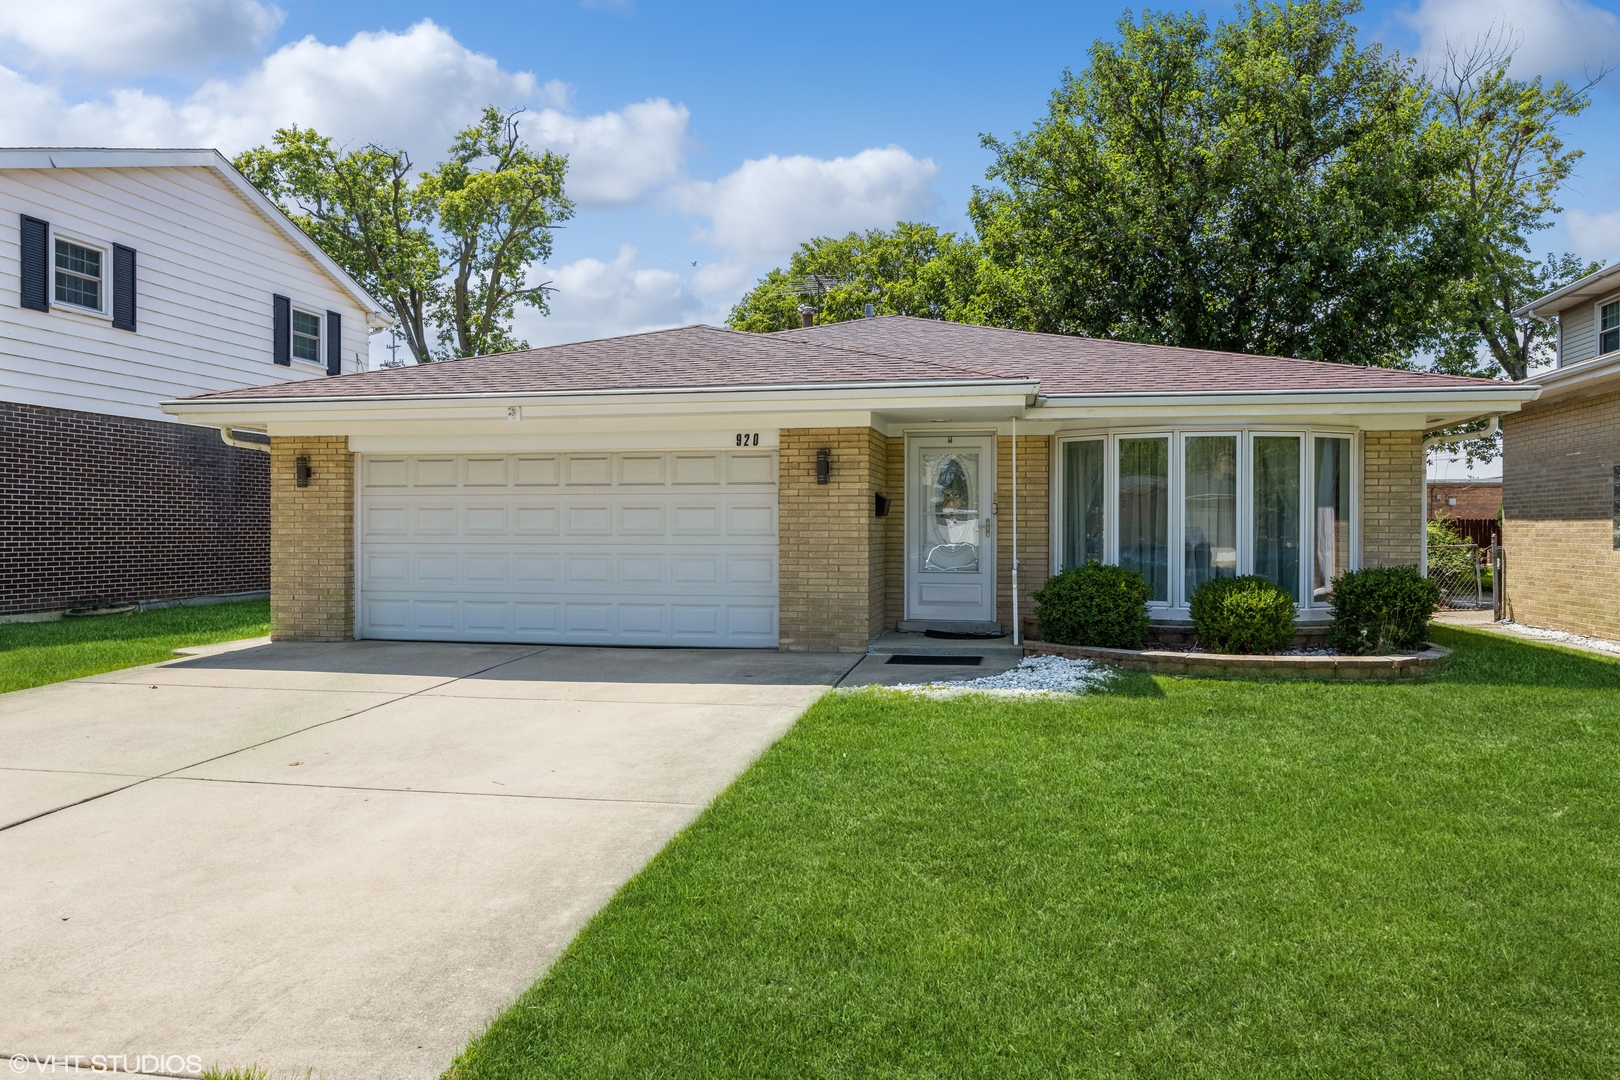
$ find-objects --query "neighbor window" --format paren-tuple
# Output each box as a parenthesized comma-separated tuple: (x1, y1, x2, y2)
(292, 309, 322, 362)
(54, 239, 102, 310)
(1601, 299, 1620, 356)
(1057, 430, 1356, 608)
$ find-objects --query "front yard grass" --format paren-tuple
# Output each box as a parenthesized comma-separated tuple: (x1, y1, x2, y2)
(0, 600, 270, 694)
(452, 625, 1620, 1079)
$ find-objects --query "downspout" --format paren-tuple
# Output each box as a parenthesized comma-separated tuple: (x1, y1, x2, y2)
(1011, 416, 1020, 645)
(219, 427, 270, 453)
(1420, 416, 1499, 577)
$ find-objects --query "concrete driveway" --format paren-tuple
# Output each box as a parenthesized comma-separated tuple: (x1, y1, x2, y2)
(0, 641, 858, 1079)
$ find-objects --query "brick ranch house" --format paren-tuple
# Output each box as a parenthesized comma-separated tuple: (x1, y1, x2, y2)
(1504, 261, 1620, 641)
(164, 317, 1534, 651)
(1, 148, 387, 619)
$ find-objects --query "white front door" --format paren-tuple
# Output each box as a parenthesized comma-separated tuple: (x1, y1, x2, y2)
(357, 450, 779, 647)
(905, 435, 997, 624)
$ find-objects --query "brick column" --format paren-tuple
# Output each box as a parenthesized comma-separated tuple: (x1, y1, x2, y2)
(269, 436, 354, 641)
(997, 435, 1051, 629)
(778, 428, 886, 651)
(1361, 431, 1424, 568)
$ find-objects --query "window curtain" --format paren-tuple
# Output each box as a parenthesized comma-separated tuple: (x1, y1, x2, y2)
(1062, 440, 1105, 568)
(1253, 436, 1301, 601)
(1118, 437, 1169, 602)
(1183, 435, 1238, 599)
(1314, 437, 1351, 601)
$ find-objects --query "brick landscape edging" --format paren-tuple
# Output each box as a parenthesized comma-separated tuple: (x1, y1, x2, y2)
(1024, 640, 1452, 680)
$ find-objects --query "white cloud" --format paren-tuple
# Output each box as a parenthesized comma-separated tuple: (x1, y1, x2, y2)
(0, 0, 281, 74)
(1399, 0, 1620, 81)
(517, 245, 705, 346)
(0, 21, 687, 207)
(675, 146, 940, 262)
(1562, 207, 1620, 260)
(526, 100, 689, 208)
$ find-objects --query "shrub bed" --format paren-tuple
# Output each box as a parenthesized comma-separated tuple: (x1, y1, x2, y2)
(1032, 562, 1150, 649)
(1188, 575, 1297, 654)
(1328, 565, 1440, 655)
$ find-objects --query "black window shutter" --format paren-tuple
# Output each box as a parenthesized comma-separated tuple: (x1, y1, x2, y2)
(111, 244, 136, 331)
(325, 310, 342, 376)
(20, 215, 48, 312)
(272, 294, 291, 366)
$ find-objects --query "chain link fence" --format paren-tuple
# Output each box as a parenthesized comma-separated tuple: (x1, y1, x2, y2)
(1427, 540, 1494, 610)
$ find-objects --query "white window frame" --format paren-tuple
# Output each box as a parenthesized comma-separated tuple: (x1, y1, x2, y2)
(1597, 294, 1620, 358)
(1052, 427, 1360, 617)
(50, 232, 111, 319)
(290, 307, 324, 366)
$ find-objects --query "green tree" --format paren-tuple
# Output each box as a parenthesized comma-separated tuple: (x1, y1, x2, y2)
(236, 107, 573, 362)
(727, 223, 983, 332)
(969, 0, 1454, 367)
(1426, 41, 1605, 381)
(235, 129, 440, 364)
(419, 108, 573, 358)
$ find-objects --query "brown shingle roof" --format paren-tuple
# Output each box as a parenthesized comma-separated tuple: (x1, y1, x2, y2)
(182, 316, 1502, 402)
(187, 324, 1009, 401)
(776, 317, 1499, 393)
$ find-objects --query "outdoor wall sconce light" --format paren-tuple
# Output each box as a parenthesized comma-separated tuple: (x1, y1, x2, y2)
(816, 448, 830, 485)
(874, 492, 891, 517)
(295, 456, 312, 488)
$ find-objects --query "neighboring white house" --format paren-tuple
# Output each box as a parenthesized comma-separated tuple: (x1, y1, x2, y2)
(1, 148, 388, 617)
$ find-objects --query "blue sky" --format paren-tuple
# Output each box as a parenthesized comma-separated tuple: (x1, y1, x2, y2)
(2, 0, 1618, 403)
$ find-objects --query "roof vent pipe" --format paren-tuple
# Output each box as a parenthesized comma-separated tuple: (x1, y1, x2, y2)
(864, 302, 874, 319)
(797, 304, 814, 328)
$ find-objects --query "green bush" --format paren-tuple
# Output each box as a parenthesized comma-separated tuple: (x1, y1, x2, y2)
(1032, 562, 1151, 649)
(1188, 575, 1298, 654)
(1328, 565, 1441, 655)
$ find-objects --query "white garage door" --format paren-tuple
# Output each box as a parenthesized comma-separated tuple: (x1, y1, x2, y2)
(358, 451, 779, 647)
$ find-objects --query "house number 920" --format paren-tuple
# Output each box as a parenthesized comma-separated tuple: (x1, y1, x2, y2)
(735, 433, 761, 446)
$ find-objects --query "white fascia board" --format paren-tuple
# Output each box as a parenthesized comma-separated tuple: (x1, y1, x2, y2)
(1033, 385, 1537, 417)
(0, 147, 391, 328)
(161, 379, 1040, 429)
(1519, 353, 1620, 402)
(1513, 261, 1620, 317)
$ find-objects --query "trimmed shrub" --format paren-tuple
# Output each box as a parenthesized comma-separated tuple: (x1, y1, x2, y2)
(1327, 565, 1441, 655)
(1188, 575, 1297, 654)
(1032, 562, 1151, 649)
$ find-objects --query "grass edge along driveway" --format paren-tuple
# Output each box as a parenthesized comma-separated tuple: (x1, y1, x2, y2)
(449, 625, 1620, 1080)
(0, 600, 270, 694)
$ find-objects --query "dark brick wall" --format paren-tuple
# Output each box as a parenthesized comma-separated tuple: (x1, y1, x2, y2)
(1, 401, 269, 615)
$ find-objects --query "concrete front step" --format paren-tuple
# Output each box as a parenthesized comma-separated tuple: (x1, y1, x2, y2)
(867, 630, 1024, 657)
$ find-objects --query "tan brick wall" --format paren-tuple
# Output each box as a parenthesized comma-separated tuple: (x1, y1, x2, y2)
(997, 435, 1051, 629)
(1502, 389, 1620, 640)
(269, 436, 354, 641)
(1362, 430, 1423, 568)
(777, 428, 886, 651)
(884, 434, 905, 629)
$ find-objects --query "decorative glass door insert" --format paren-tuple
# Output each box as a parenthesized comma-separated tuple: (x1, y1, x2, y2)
(906, 436, 997, 624)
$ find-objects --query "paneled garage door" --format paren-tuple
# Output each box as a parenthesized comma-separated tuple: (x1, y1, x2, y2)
(358, 451, 779, 646)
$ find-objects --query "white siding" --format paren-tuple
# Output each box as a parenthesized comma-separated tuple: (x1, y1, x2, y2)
(0, 167, 371, 423)
(1556, 298, 1600, 367)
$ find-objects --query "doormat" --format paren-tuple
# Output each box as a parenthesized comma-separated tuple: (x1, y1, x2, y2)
(885, 654, 985, 666)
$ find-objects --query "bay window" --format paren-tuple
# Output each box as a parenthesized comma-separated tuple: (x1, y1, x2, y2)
(1055, 430, 1356, 611)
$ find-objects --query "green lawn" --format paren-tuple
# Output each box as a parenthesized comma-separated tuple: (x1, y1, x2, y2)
(0, 600, 271, 694)
(450, 626, 1620, 1079)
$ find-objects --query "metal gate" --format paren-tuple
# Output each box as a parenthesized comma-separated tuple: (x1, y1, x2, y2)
(1427, 540, 1495, 611)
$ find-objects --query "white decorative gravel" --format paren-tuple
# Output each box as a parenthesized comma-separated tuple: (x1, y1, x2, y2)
(880, 654, 1116, 697)
(1497, 621, 1620, 657)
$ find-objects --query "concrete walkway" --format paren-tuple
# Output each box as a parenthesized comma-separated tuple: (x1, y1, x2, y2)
(0, 641, 858, 1080)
